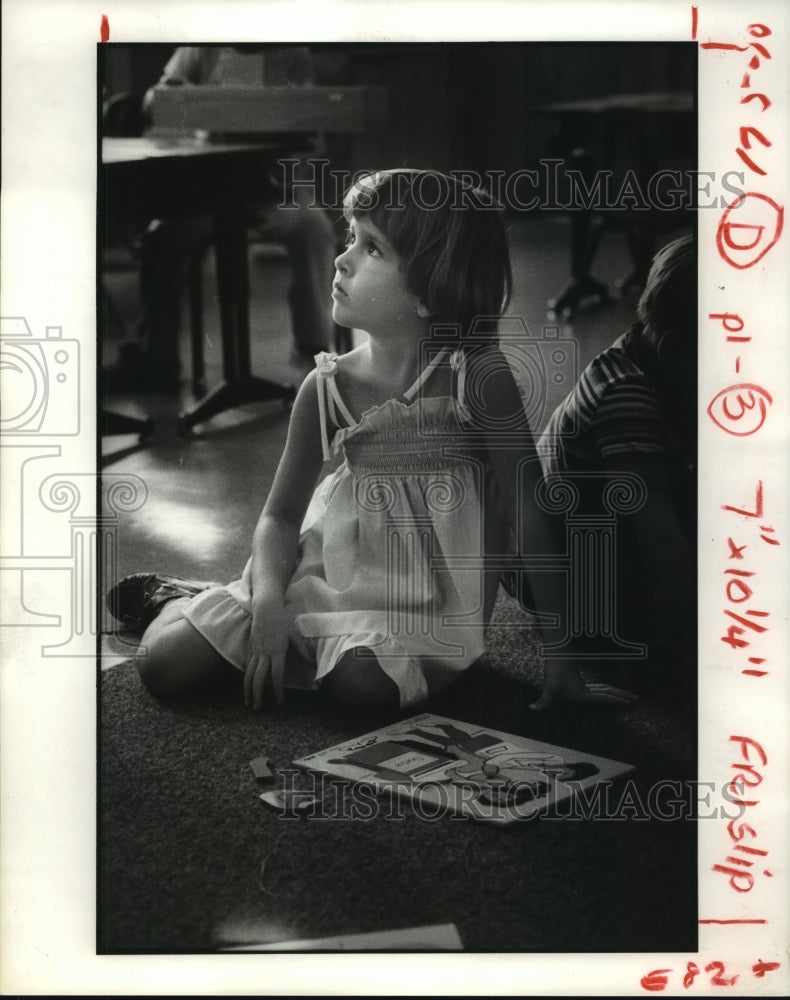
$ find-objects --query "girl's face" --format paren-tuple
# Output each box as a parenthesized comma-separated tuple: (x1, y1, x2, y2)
(332, 215, 426, 337)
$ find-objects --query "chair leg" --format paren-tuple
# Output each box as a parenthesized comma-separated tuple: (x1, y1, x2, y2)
(188, 241, 211, 396)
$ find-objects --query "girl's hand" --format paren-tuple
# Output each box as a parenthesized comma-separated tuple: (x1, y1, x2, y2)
(245, 593, 291, 709)
(529, 660, 638, 711)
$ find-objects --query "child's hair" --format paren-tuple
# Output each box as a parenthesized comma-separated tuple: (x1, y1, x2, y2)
(343, 168, 512, 340)
(637, 233, 697, 346)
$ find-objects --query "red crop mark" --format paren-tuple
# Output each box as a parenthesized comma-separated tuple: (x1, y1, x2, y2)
(691, 6, 698, 40)
(698, 918, 767, 924)
(100, 15, 110, 43)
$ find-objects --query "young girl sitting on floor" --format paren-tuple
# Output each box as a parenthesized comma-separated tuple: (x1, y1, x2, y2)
(109, 168, 632, 713)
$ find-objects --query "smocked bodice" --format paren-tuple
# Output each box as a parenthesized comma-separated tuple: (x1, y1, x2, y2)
(315, 348, 479, 475)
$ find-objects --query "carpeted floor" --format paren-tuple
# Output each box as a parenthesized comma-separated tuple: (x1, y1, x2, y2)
(99, 591, 697, 954)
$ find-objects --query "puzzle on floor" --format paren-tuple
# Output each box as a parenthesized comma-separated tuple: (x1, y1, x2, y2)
(293, 713, 634, 826)
(223, 922, 464, 951)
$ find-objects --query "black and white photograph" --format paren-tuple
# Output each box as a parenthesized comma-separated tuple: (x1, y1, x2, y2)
(2, 1, 788, 995)
(97, 38, 700, 955)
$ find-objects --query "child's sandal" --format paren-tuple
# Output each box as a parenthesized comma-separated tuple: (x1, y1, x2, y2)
(107, 573, 214, 632)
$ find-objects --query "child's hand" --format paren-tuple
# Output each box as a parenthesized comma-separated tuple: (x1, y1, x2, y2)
(246, 594, 292, 709)
(530, 660, 638, 711)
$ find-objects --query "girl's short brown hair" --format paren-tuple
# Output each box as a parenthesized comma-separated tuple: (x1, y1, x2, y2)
(343, 169, 512, 340)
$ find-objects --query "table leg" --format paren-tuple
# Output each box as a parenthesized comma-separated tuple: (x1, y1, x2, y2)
(188, 242, 209, 396)
(178, 203, 295, 433)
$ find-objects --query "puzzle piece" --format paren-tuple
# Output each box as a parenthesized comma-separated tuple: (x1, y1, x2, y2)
(249, 756, 273, 781)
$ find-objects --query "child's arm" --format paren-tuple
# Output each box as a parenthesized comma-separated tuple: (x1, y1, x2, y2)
(475, 348, 636, 710)
(245, 369, 326, 709)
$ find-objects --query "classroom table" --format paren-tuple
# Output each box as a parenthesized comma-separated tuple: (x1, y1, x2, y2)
(100, 135, 296, 434)
(532, 91, 695, 318)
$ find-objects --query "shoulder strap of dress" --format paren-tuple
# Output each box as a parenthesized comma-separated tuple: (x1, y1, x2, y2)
(402, 346, 451, 401)
(315, 352, 357, 460)
(449, 348, 468, 412)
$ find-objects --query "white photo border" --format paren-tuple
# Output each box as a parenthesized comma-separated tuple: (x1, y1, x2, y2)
(1, 0, 788, 995)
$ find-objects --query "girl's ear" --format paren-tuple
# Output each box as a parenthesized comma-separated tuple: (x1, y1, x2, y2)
(417, 302, 435, 318)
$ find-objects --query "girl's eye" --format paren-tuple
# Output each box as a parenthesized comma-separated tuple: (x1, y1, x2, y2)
(344, 228, 381, 257)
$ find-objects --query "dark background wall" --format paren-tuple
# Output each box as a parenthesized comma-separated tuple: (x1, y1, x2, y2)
(101, 42, 696, 207)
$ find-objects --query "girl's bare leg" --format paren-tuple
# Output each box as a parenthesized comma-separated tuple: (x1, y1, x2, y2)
(322, 646, 400, 712)
(136, 597, 236, 698)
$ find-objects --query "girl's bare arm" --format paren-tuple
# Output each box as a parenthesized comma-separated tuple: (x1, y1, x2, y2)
(245, 369, 327, 707)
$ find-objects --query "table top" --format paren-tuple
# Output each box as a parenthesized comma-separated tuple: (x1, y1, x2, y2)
(533, 91, 694, 116)
(101, 134, 282, 165)
(101, 135, 285, 225)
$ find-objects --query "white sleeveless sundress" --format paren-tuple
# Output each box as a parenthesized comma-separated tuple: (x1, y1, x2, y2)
(183, 347, 509, 708)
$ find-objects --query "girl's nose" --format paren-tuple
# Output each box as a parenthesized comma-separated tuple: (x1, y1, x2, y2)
(334, 244, 351, 272)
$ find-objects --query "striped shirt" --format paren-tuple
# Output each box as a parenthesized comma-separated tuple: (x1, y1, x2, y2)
(539, 327, 675, 484)
(537, 326, 696, 649)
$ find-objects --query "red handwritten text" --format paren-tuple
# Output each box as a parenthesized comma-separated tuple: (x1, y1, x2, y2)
(707, 382, 772, 436)
(713, 735, 770, 893)
(720, 481, 780, 665)
(641, 958, 780, 991)
(700, 22, 773, 176)
(716, 192, 784, 270)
